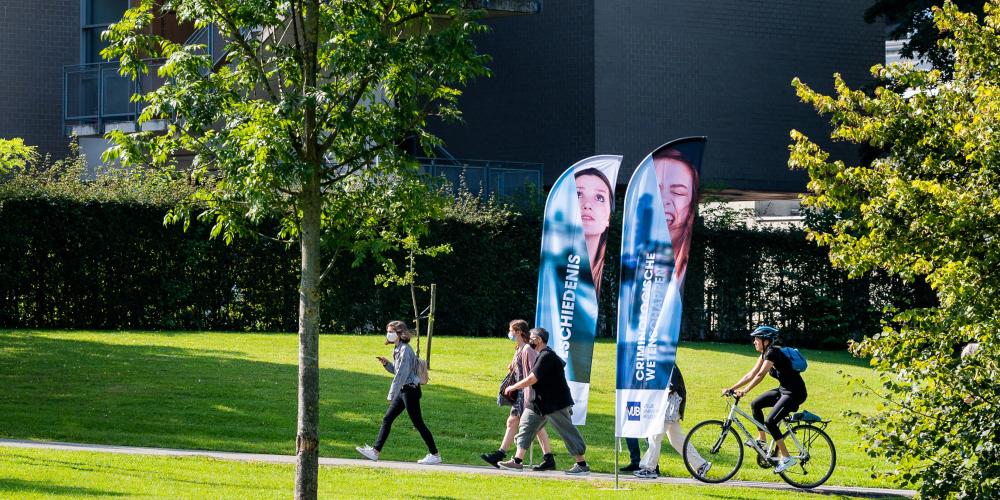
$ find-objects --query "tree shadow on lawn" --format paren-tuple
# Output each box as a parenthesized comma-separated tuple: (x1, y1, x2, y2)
(1, 452, 260, 490)
(0, 334, 616, 469)
(0, 478, 123, 497)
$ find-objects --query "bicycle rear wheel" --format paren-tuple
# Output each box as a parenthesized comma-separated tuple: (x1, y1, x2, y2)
(683, 419, 744, 483)
(778, 424, 836, 489)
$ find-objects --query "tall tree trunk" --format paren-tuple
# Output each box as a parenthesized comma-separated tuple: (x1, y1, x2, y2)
(295, 2, 322, 499)
(295, 179, 322, 499)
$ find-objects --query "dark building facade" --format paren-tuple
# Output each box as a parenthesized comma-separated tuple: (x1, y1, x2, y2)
(434, 1, 885, 196)
(0, 1, 80, 158)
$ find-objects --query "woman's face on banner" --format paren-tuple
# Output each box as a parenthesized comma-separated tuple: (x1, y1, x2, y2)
(655, 158, 694, 235)
(576, 173, 611, 237)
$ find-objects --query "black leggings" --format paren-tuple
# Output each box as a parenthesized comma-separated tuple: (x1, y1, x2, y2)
(373, 385, 438, 454)
(751, 388, 805, 441)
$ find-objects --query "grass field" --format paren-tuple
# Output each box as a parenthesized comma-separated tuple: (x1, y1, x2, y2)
(0, 330, 892, 490)
(0, 446, 869, 499)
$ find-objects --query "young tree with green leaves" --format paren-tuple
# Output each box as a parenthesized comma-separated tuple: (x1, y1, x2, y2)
(102, 1, 488, 497)
(790, 2, 998, 497)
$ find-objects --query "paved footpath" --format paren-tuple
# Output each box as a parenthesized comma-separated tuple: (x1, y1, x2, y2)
(0, 439, 914, 498)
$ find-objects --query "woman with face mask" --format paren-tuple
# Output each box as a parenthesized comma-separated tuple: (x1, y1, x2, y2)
(356, 320, 441, 465)
(480, 319, 555, 470)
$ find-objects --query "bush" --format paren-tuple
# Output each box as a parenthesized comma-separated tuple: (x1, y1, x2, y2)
(0, 162, 918, 346)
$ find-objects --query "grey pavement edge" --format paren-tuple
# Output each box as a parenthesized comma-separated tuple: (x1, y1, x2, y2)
(0, 439, 914, 498)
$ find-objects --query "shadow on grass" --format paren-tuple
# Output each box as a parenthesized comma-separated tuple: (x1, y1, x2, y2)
(1, 452, 257, 489)
(0, 478, 123, 497)
(0, 333, 539, 466)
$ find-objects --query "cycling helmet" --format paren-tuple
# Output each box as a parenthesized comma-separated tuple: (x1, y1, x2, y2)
(750, 325, 780, 340)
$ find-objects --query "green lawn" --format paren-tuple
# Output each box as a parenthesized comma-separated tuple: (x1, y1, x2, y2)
(0, 330, 891, 488)
(0, 446, 864, 499)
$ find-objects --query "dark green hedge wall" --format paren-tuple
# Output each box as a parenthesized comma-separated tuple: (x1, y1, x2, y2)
(0, 198, 914, 348)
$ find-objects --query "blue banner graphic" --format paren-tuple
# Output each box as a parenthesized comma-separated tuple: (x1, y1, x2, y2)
(535, 155, 622, 425)
(615, 138, 705, 438)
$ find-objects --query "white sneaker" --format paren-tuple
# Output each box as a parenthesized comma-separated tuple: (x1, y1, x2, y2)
(417, 453, 442, 465)
(774, 456, 797, 473)
(355, 444, 379, 461)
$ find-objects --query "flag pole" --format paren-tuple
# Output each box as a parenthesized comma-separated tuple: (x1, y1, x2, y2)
(614, 436, 620, 489)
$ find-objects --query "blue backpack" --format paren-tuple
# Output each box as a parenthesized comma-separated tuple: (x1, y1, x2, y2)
(780, 347, 808, 372)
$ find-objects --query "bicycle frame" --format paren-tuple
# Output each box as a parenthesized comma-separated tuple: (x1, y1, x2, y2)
(719, 397, 807, 460)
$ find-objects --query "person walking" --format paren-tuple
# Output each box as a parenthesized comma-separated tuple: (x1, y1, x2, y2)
(620, 437, 643, 472)
(356, 320, 441, 465)
(480, 319, 556, 470)
(633, 365, 710, 479)
(724, 325, 807, 474)
(497, 328, 590, 475)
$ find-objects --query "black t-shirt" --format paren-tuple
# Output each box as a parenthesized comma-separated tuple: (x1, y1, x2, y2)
(530, 347, 575, 415)
(764, 347, 807, 397)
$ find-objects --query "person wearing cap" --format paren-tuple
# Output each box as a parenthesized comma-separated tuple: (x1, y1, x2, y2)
(497, 327, 591, 475)
(723, 325, 807, 474)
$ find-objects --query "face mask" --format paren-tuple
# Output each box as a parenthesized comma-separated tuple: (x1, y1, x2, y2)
(386, 331, 398, 343)
(508, 332, 516, 341)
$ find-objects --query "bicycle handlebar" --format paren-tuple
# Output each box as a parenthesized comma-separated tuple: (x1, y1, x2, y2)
(722, 389, 742, 403)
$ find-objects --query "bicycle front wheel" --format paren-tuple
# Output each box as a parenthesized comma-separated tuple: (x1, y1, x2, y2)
(778, 424, 836, 489)
(683, 419, 744, 483)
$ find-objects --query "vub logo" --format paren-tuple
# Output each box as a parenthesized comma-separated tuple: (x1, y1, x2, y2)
(626, 401, 641, 421)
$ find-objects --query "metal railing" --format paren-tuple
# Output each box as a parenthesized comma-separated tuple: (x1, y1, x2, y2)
(63, 25, 223, 137)
(63, 60, 165, 137)
(418, 157, 543, 201)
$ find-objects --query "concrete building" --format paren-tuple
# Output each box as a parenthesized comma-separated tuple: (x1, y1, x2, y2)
(2, 0, 880, 202)
(433, 0, 885, 200)
(0, 0, 541, 181)
(0, 1, 80, 158)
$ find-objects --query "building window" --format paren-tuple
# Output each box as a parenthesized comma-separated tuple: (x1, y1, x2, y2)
(82, 0, 129, 63)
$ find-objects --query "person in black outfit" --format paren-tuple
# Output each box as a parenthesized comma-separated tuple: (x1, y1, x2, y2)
(724, 325, 807, 474)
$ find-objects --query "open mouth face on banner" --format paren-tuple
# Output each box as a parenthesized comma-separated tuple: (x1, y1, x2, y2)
(616, 138, 704, 438)
(535, 155, 622, 426)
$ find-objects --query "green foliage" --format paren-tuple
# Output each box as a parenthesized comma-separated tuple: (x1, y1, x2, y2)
(0, 141, 194, 205)
(865, 1, 986, 72)
(0, 138, 38, 177)
(790, 2, 999, 496)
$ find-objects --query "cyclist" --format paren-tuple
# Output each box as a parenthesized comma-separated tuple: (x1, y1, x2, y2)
(723, 325, 807, 474)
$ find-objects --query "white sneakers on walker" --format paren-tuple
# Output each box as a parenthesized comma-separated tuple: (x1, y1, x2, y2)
(355, 444, 379, 461)
(417, 453, 442, 465)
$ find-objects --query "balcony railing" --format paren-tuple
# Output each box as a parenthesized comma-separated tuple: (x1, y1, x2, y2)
(63, 60, 166, 137)
(63, 25, 224, 137)
(419, 157, 543, 201)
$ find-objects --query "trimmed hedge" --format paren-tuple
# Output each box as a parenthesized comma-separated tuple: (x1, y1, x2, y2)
(0, 198, 917, 348)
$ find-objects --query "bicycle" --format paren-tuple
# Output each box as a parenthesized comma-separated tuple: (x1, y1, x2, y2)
(682, 391, 836, 489)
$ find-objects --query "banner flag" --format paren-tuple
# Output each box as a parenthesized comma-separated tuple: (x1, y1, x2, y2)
(535, 154, 622, 425)
(615, 137, 705, 438)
